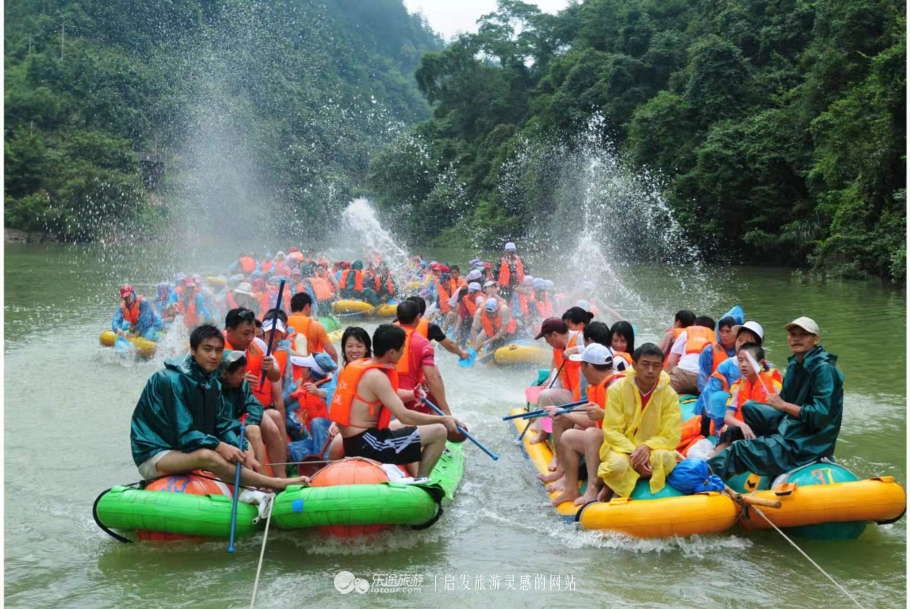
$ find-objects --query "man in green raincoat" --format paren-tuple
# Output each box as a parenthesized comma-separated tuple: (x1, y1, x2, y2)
(708, 317, 843, 478)
(130, 324, 308, 490)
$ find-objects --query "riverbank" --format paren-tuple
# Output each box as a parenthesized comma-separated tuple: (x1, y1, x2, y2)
(5, 228, 58, 244)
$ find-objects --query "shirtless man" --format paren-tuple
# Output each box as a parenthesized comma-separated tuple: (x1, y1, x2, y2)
(329, 324, 466, 478)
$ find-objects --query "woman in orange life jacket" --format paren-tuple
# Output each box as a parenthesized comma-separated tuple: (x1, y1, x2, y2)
(608, 320, 636, 371)
(323, 326, 373, 460)
(542, 343, 626, 505)
(222, 308, 288, 478)
(666, 315, 716, 395)
(657, 309, 696, 358)
(707, 343, 782, 457)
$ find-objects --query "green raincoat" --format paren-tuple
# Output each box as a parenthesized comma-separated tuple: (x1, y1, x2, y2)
(709, 346, 843, 478)
(222, 382, 264, 427)
(130, 355, 246, 466)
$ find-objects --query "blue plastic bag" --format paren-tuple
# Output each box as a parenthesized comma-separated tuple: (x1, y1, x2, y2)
(667, 458, 725, 494)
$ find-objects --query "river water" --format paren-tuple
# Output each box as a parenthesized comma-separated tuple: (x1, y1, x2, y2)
(4, 243, 906, 608)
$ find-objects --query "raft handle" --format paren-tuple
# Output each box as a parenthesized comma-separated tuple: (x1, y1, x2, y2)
(774, 482, 797, 496)
(92, 488, 133, 544)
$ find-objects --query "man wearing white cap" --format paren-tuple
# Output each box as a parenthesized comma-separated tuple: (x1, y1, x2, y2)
(497, 242, 525, 299)
(453, 282, 483, 345)
(709, 317, 844, 478)
(471, 297, 516, 353)
(542, 343, 625, 506)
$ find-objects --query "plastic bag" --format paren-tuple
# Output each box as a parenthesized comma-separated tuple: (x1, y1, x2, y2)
(667, 458, 725, 494)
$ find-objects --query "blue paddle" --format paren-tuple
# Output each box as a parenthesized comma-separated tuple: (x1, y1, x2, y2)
(228, 425, 246, 553)
(503, 399, 587, 421)
(458, 347, 478, 368)
(420, 397, 498, 461)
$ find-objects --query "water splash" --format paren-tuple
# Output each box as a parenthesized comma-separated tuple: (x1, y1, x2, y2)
(335, 198, 413, 286)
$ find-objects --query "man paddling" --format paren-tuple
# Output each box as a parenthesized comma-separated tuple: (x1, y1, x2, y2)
(130, 324, 308, 490)
(330, 324, 466, 478)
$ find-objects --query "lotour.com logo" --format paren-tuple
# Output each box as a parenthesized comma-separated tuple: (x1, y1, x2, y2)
(334, 571, 370, 594)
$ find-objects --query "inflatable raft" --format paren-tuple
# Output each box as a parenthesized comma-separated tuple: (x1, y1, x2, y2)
(332, 300, 374, 315)
(99, 330, 158, 358)
(94, 443, 464, 541)
(482, 340, 551, 367)
(375, 300, 399, 318)
(509, 373, 906, 538)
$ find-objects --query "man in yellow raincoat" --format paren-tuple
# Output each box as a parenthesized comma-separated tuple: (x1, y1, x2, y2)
(598, 343, 682, 499)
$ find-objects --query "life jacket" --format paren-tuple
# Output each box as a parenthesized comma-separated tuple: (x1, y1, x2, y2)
(260, 260, 274, 274)
(498, 256, 525, 287)
(585, 371, 625, 429)
(290, 375, 332, 431)
(416, 318, 429, 339)
(395, 326, 426, 387)
(339, 269, 364, 293)
(481, 308, 516, 337)
(175, 289, 199, 327)
(552, 331, 583, 401)
(677, 416, 705, 456)
(536, 293, 554, 318)
(729, 370, 783, 421)
(307, 277, 334, 302)
(515, 292, 531, 317)
(684, 326, 717, 354)
(437, 282, 452, 314)
(254, 291, 270, 320)
(371, 274, 395, 296)
(120, 296, 146, 326)
(287, 313, 325, 355)
(329, 358, 399, 430)
(614, 351, 633, 368)
(240, 256, 256, 274)
(224, 334, 272, 407)
(461, 292, 478, 318)
(710, 342, 731, 374)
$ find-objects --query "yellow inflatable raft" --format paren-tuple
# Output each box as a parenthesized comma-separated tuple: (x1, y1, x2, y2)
(403, 281, 424, 293)
(493, 342, 552, 367)
(206, 276, 226, 287)
(508, 408, 738, 536)
(99, 330, 158, 358)
(327, 329, 345, 344)
(332, 300, 374, 315)
(376, 303, 398, 318)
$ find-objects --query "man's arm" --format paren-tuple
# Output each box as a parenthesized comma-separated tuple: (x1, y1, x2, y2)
(112, 306, 124, 332)
(369, 371, 456, 427)
(697, 347, 713, 392)
(666, 333, 686, 372)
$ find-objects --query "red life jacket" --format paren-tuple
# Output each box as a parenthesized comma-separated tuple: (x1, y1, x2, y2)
(395, 326, 427, 388)
(260, 260, 274, 274)
(330, 358, 398, 430)
(120, 295, 145, 325)
(240, 256, 256, 274)
(437, 282, 452, 314)
(537, 293, 554, 318)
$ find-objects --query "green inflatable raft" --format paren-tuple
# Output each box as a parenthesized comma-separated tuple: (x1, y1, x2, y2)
(94, 443, 464, 541)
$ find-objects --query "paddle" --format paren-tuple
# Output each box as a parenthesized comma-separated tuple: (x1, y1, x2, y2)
(458, 347, 477, 368)
(503, 399, 588, 421)
(420, 397, 499, 461)
(259, 279, 287, 388)
(228, 425, 247, 553)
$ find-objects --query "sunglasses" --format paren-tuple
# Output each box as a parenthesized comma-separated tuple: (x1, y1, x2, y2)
(236, 309, 256, 322)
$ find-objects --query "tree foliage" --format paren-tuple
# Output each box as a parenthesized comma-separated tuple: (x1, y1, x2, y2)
(367, 0, 906, 280)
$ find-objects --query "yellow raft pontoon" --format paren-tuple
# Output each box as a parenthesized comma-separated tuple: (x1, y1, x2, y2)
(332, 300, 374, 315)
(99, 330, 158, 358)
(491, 342, 552, 367)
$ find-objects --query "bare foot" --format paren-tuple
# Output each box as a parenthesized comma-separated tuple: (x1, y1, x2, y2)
(550, 488, 581, 507)
(547, 455, 558, 472)
(545, 479, 566, 493)
(597, 485, 613, 502)
(537, 469, 564, 484)
(279, 476, 310, 490)
(529, 430, 549, 445)
(573, 488, 600, 506)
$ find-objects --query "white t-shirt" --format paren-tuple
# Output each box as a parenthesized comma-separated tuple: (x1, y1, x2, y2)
(670, 331, 702, 374)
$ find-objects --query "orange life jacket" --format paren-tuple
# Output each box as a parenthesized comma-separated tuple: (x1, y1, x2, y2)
(395, 326, 427, 387)
(370, 273, 394, 296)
(120, 295, 145, 325)
(339, 269, 364, 293)
(416, 318, 429, 339)
(498, 256, 525, 287)
(461, 292, 478, 318)
(240, 256, 256, 274)
(536, 293, 554, 318)
(480, 309, 516, 337)
(729, 369, 783, 421)
(614, 351, 633, 367)
(290, 375, 332, 431)
(286, 313, 326, 355)
(437, 282, 452, 314)
(329, 358, 399, 430)
(553, 331, 583, 401)
(684, 326, 717, 355)
(224, 334, 272, 407)
(175, 288, 199, 327)
(710, 342, 731, 373)
(516, 292, 531, 317)
(585, 372, 624, 429)
(307, 277, 335, 302)
(254, 292, 270, 321)
(260, 260, 274, 274)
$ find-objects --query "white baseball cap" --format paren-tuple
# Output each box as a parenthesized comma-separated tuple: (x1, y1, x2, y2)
(468, 282, 481, 292)
(484, 298, 499, 312)
(483, 280, 498, 289)
(262, 318, 286, 333)
(785, 317, 820, 335)
(569, 343, 614, 367)
(466, 269, 482, 281)
(523, 275, 535, 286)
(504, 242, 517, 252)
(732, 320, 764, 343)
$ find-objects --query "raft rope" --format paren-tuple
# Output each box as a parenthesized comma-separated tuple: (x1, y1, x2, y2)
(750, 506, 866, 609)
(249, 499, 274, 609)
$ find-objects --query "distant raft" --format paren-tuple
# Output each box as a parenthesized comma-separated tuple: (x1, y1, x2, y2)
(99, 330, 158, 358)
(375, 300, 399, 318)
(490, 341, 552, 367)
(332, 300, 374, 315)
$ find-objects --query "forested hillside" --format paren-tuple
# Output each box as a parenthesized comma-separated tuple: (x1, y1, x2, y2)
(5, 0, 441, 242)
(367, 0, 905, 280)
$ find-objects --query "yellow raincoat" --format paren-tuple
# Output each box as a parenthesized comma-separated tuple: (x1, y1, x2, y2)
(597, 370, 682, 497)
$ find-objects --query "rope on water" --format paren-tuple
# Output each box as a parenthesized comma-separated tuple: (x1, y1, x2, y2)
(750, 506, 866, 609)
(249, 499, 274, 609)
